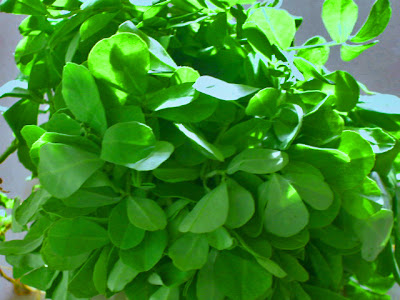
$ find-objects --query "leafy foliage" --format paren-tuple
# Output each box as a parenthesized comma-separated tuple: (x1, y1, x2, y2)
(0, 0, 399, 299)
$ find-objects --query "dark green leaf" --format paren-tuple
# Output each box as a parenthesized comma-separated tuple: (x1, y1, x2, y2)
(127, 196, 167, 231)
(179, 182, 229, 233)
(214, 249, 273, 300)
(109, 201, 145, 249)
(168, 232, 209, 271)
(120, 230, 168, 272)
(47, 217, 109, 256)
(62, 63, 107, 135)
(38, 143, 104, 198)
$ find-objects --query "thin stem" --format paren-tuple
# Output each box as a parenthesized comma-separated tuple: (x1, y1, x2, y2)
(0, 268, 33, 295)
(0, 139, 18, 164)
(287, 41, 342, 51)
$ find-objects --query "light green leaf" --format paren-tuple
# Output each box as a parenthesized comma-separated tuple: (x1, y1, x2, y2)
(255, 257, 287, 278)
(38, 143, 104, 198)
(325, 70, 360, 112)
(175, 123, 224, 161)
(322, 0, 358, 43)
(225, 178, 255, 229)
(262, 174, 309, 237)
(227, 148, 288, 175)
(214, 249, 273, 300)
(273, 104, 304, 149)
(297, 36, 330, 67)
(120, 230, 168, 272)
(80, 12, 117, 41)
(109, 201, 145, 249)
(128, 141, 174, 171)
(146, 83, 199, 111)
(62, 63, 107, 135)
(351, 0, 392, 43)
(171, 66, 200, 85)
(0, 0, 47, 15)
(101, 121, 156, 166)
(179, 182, 229, 233)
(107, 259, 139, 292)
(340, 41, 378, 61)
(153, 166, 200, 183)
(127, 196, 167, 231)
(206, 227, 234, 250)
(20, 267, 59, 291)
(88, 33, 150, 95)
(244, 7, 296, 49)
(355, 209, 393, 261)
(193, 76, 258, 101)
(277, 252, 309, 282)
(47, 217, 109, 256)
(168, 233, 209, 271)
(93, 245, 112, 295)
(282, 162, 334, 210)
(245, 88, 281, 117)
(62, 187, 121, 208)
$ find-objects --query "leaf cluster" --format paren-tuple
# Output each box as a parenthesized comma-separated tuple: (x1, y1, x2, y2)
(0, 0, 399, 299)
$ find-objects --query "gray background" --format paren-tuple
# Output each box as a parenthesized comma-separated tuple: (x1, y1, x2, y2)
(0, 0, 399, 299)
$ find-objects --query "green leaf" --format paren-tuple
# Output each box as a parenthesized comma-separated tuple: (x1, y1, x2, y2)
(179, 182, 229, 233)
(357, 93, 400, 114)
(38, 143, 104, 198)
(146, 83, 199, 111)
(351, 0, 392, 43)
(150, 286, 180, 300)
(153, 166, 200, 183)
(40, 239, 90, 271)
(93, 245, 112, 295)
(118, 20, 177, 72)
(109, 201, 145, 249)
(88, 33, 150, 95)
(127, 196, 167, 231)
(340, 41, 378, 61)
(120, 230, 168, 272)
(80, 12, 117, 41)
(196, 250, 225, 300)
(20, 267, 59, 291)
(0, 79, 29, 99)
(261, 174, 309, 237)
(107, 259, 139, 292)
(206, 13, 228, 48)
(282, 162, 334, 210)
(0, 0, 47, 15)
(277, 252, 309, 282)
(255, 257, 287, 278)
(206, 227, 234, 250)
(21, 125, 46, 148)
(4, 99, 39, 141)
(322, 0, 358, 43)
(325, 70, 360, 112)
(227, 148, 288, 175)
(62, 187, 121, 208)
(355, 209, 393, 261)
(43, 113, 81, 136)
(214, 249, 273, 300)
(171, 66, 200, 85)
(101, 121, 156, 166)
(47, 217, 109, 256)
(14, 189, 51, 226)
(168, 233, 209, 271)
(62, 63, 107, 135)
(225, 178, 255, 229)
(68, 251, 100, 298)
(193, 76, 258, 101)
(297, 36, 330, 67)
(303, 284, 348, 300)
(358, 128, 396, 154)
(125, 273, 158, 300)
(268, 230, 310, 250)
(81, 0, 122, 11)
(175, 123, 224, 161)
(128, 141, 174, 171)
(245, 88, 281, 117)
(273, 104, 304, 149)
(0, 237, 43, 256)
(244, 7, 296, 49)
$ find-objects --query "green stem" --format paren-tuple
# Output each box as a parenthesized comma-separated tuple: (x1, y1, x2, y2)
(0, 139, 18, 164)
(287, 41, 342, 51)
